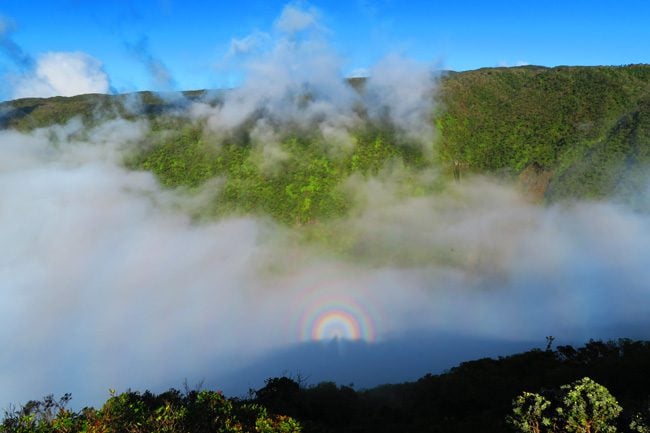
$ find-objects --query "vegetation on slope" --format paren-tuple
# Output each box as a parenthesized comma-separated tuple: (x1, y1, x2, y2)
(2, 64, 649, 224)
(1, 388, 301, 433)
(0, 90, 207, 131)
(126, 121, 430, 225)
(2, 67, 649, 432)
(248, 339, 650, 433)
(436, 64, 650, 205)
(5, 339, 650, 433)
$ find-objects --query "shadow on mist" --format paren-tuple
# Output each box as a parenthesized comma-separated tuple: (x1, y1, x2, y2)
(209, 331, 541, 396)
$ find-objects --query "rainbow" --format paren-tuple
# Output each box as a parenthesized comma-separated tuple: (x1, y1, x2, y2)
(299, 297, 376, 342)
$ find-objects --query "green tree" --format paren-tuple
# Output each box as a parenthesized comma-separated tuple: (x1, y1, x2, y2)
(254, 377, 301, 417)
(558, 377, 622, 433)
(629, 412, 650, 433)
(509, 378, 622, 433)
(508, 392, 554, 433)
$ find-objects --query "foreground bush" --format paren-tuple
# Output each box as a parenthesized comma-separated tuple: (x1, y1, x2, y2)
(508, 377, 642, 433)
(0, 389, 301, 433)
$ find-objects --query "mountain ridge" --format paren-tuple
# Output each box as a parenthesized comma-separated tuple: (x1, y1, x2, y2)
(2, 64, 648, 212)
(2, 64, 649, 232)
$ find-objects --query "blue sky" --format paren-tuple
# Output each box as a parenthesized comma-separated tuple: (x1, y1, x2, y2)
(0, 0, 649, 98)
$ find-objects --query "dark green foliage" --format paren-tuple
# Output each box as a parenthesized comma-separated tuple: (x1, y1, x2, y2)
(0, 94, 118, 131)
(437, 65, 648, 172)
(0, 393, 86, 433)
(0, 90, 209, 131)
(546, 93, 650, 208)
(558, 378, 622, 433)
(435, 64, 650, 202)
(266, 340, 650, 433)
(253, 379, 359, 432)
(247, 340, 650, 433)
(254, 377, 302, 418)
(509, 392, 554, 433)
(4, 340, 650, 433)
(1, 389, 300, 433)
(509, 378, 623, 433)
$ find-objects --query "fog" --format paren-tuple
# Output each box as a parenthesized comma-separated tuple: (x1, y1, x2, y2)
(2, 115, 649, 408)
(1, 3, 650, 411)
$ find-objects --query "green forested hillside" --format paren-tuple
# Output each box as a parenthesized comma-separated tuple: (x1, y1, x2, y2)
(2, 66, 650, 432)
(436, 65, 650, 204)
(2, 64, 649, 224)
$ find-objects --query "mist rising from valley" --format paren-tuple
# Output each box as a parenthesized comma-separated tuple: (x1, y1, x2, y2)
(1, 3, 649, 410)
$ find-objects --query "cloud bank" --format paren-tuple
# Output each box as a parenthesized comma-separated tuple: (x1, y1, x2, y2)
(0, 14, 110, 99)
(11, 51, 110, 99)
(1, 1, 649, 413)
(1, 117, 649, 408)
(192, 2, 437, 161)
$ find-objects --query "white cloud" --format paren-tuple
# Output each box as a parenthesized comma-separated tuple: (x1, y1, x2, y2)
(275, 4, 319, 34)
(12, 51, 110, 99)
(203, 20, 359, 138)
(203, 4, 437, 156)
(227, 31, 271, 57)
(365, 53, 436, 146)
(2, 112, 650, 409)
